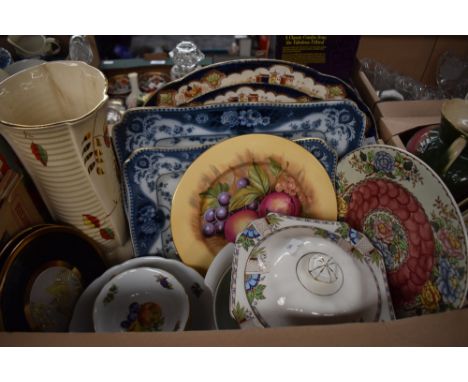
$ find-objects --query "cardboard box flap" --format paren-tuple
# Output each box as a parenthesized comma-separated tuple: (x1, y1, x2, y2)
(1, 309, 467, 346)
(379, 116, 441, 143)
(375, 100, 444, 119)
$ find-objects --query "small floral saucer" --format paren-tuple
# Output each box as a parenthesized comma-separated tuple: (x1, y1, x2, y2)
(336, 145, 468, 318)
(93, 267, 189, 332)
(230, 213, 395, 328)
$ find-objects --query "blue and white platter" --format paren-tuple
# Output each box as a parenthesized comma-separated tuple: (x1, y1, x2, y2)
(112, 101, 365, 171)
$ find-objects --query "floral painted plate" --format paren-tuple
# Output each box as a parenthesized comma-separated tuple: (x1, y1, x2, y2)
(69, 256, 213, 331)
(122, 138, 337, 259)
(230, 214, 395, 328)
(112, 101, 366, 169)
(171, 134, 337, 273)
(0, 225, 107, 332)
(336, 145, 468, 318)
(186, 83, 315, 106)
(148, 58, 375, 137)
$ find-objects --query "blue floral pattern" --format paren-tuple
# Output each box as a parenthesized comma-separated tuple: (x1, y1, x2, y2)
(373, 151, 395, 173)
(245, 274, 261, 291)
(436, 257, 464, 306)
(242, 226, 261, 239)
(137, 205, 158, 235)
(293, 139, 337, 183)
(112, 102, 366, 169)
(348, 228, 361, 245)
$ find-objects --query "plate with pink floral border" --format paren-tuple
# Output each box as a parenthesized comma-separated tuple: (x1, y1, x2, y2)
(336, 144, 468, 318)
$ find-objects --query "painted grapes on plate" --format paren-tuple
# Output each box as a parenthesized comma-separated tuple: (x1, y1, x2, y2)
(199, 157, 308, 244)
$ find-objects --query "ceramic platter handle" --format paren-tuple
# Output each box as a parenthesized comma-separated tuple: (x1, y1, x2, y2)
(442, 135, 467, 176)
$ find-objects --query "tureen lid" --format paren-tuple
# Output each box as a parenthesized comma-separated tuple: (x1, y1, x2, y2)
(241, 225, 381, 327)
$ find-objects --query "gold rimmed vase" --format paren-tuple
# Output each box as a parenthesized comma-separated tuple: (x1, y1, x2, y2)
(0, 61, 127, 252)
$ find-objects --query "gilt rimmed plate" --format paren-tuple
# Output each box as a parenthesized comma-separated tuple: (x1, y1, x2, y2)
(336, 144, 468, 318)
(69, 256, 214, 331)
(230, 214, 395, 328)
(122, 138, 336, 260)
(148, 58, 375, 137)
(112, 100, 366, 170)
(171, 134, 337, 273)
(186, 83, 315, 106)
(0, 225, 107, 332)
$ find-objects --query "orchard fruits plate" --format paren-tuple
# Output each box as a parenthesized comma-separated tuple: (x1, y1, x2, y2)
(230, 214, 395, 328)
(171, 134, 337, 273)
(336, 145, 468, 318)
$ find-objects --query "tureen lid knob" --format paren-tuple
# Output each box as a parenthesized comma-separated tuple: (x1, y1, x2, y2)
(297, 252, 344, 296)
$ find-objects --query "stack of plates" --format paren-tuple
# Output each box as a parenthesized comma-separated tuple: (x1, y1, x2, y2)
(69, 257, 214, 332)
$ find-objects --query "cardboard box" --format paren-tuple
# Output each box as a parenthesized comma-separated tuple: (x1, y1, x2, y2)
(379, 117, 441, 144)
(1, 36, 468, 347)
(0, 309, 467, 346)
(352, 65, 445, 144)
(0, 170, 45, 247)
(357, 36, 468, 86)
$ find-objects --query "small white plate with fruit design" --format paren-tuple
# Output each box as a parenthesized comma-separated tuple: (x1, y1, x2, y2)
(170, 134, 338, 273)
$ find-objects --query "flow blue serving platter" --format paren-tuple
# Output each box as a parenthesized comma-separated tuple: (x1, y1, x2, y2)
(112, 101, 365, 171)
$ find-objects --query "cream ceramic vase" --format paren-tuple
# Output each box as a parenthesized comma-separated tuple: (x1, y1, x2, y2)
(0, 61, 127, 251)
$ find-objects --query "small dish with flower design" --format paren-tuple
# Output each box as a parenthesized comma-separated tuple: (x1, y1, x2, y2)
(93, 267, 189, 332)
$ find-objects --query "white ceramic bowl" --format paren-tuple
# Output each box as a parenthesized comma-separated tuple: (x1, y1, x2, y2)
(93, 267, 189, 332)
